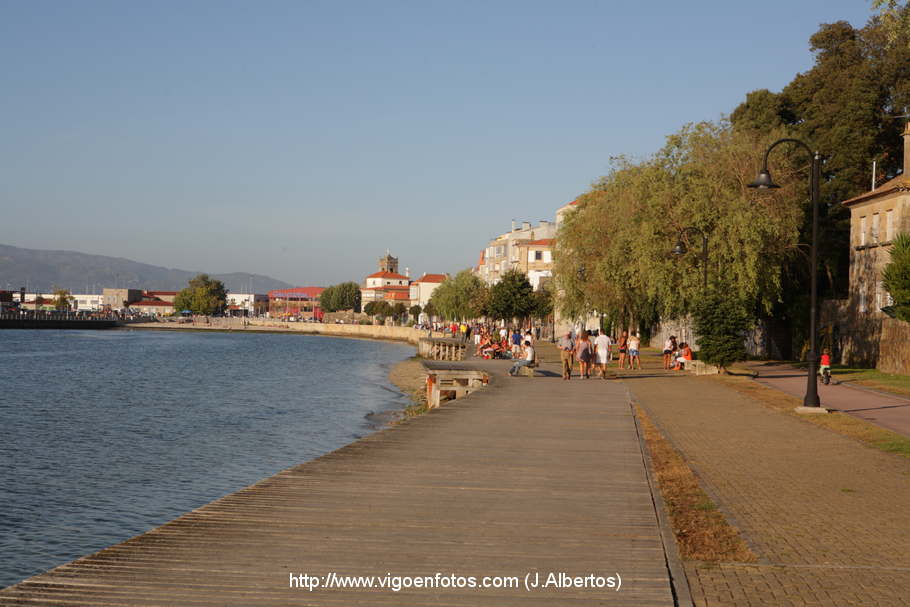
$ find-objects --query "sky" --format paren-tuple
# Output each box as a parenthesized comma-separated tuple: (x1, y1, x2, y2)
(0, 0, 877, 286)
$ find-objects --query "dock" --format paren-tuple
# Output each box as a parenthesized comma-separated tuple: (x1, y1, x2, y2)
(0, 352, 682, 605)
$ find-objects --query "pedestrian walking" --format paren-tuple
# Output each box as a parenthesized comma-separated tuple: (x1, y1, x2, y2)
(575, 330, 594, 379)
(594, 331, 612, 379)
(617, 331, 629, 370)
(558, 331, 575, 380)
(628, 332, 641, 370)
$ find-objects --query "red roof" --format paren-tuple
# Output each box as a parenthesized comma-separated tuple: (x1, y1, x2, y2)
(529, 239, 555, 246)
(384, 292, 411, 301)
(131, 300, 173, 307)
(146, 291, 177, 296)
(268, 287, 325, 299)
(366, 271, 409, 280)
(414, 273, 447, 283)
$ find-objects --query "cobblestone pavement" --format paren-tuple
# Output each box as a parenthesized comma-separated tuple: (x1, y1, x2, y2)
(626, 369, 910, 606)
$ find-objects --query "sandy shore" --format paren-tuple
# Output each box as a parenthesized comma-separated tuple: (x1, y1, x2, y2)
(388, 357, 428, 415)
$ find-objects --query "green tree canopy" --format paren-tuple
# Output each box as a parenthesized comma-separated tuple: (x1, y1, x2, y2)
(555, 121, 802, 331)
(174, 274, 227, 316)
(882, 233, 910, 322)
(692, 292, 755, 371)
(429, 270, 488, 321)
(487, 270, 534, 322)
(319, 282, 361, 313)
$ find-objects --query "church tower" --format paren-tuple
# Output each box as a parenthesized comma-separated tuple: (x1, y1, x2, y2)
(378, 250, 399, 274)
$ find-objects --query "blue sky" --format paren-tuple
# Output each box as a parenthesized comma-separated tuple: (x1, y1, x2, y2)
(0, 1, 875, 285)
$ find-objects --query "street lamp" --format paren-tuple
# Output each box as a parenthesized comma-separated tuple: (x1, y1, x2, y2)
(749, 138, 822, 409)
(672, 226, 709, 289)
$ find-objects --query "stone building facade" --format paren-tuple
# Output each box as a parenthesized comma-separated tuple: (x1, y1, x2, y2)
(824, 124, 910, 371)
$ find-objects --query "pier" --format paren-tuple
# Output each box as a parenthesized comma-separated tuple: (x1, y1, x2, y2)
(0, 349, 682, 606)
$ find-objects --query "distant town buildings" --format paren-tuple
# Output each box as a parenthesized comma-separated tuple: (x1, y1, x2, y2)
(474, 217, 558, 288)
(268, 287, 325, 320)
(359, 252, 446, 311)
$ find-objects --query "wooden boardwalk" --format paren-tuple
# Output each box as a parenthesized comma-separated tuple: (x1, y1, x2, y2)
(1, 356, 680, 606)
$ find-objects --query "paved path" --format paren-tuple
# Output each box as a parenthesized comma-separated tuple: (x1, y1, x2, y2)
(1, 352, 680, 605)
(747, 361, 910, 437)
(627, 368, 910, 607)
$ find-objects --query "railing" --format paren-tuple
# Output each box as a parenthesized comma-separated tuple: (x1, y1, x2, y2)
(418, 338, 468, 361)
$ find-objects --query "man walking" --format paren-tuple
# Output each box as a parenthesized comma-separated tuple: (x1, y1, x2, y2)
(558, 331, 575, 380)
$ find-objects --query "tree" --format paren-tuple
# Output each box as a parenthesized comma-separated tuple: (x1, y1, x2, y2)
(336, 282, 362, 313)
(530, 283, 554, 320)
(173, 274, 227, 316)
(392, 302, 407, 323)
(409, 304, 422, 319)
(554, 121, 801, 333)
(429, 270, 488, 320)
(692, 292, 755, 372)
(872, 0, 910, 45)
(52, 287, 74, 311)
(882, 233, 910, 321)
(319, 285, 338, 312)
(487, 270, 534, 322)
(423, 300, 437, 319)
(319, 281, 362, 312)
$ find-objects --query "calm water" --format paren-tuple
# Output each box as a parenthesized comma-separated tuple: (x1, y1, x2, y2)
(0, 329, 414, 588)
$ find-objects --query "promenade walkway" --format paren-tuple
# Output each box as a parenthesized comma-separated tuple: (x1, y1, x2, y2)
(1, 349, 680, 605)
(746, 361, 910, 437)
(627, 361, 910, 606)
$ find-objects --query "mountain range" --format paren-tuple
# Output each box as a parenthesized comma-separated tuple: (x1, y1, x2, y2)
(0, 244, 294, 294)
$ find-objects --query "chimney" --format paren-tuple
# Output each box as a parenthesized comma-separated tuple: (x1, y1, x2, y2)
(405, 267, 410, 278)
(511, 219, 517, 232)
(522, 221, 531, 231)
(904, 122, 910, 177)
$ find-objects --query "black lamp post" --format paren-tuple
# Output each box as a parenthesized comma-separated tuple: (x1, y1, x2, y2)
(673, 227, 709, 289)
(748, 138, 822, 409)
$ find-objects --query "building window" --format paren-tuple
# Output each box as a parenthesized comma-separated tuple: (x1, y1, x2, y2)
(886, 209, 894, 241)
(872, 213, 880, 243)
(534, 250, 543, 261)
(860, 216, 866, 246)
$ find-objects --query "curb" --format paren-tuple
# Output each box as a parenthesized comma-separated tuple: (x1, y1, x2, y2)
(627, 388, 695, 607)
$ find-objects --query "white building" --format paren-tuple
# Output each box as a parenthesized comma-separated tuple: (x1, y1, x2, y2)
(72, 294, 103, 311)
(475, 219, 557, 286)
(409, 273, 448, 307)
(226, 292, 268, 316)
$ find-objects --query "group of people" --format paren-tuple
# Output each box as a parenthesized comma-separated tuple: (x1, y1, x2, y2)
(475, 326, 538, 360)
(661, 335, 693, 370)
(556, 329, 642, 380)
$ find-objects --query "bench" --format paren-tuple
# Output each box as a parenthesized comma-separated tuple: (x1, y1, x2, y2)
(516, 360, 540, 377)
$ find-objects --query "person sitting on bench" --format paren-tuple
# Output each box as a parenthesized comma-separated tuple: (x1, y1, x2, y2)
(509, 341, 536, 376)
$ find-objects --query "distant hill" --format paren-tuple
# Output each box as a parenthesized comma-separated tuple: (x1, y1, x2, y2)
(0, 244, 294, 294)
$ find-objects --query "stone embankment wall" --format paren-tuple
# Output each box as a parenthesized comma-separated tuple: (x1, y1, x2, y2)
(133, 317, 440, 346)
(247, 320, 430, 344)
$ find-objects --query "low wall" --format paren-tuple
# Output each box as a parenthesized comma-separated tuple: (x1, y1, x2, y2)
(132, 317, 440, 345)
(0, 318, 119, 330)
(878, 318, 910, 374)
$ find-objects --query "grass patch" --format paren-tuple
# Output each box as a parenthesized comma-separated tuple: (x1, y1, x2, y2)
(714, 374, 910, 459)
(636, 405, 756, 563)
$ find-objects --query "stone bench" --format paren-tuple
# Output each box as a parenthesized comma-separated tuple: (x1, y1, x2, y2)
(687, 359, 719, 375)
(516, 361, 540, 377)
(425, 368, 489, 408)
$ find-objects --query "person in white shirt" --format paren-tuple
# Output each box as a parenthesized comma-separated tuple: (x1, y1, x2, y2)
(508, 341, 536, 376)
(663, 335, 678, 370)
(594, 332, 613, 378)
(628, 332, 642, 370)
